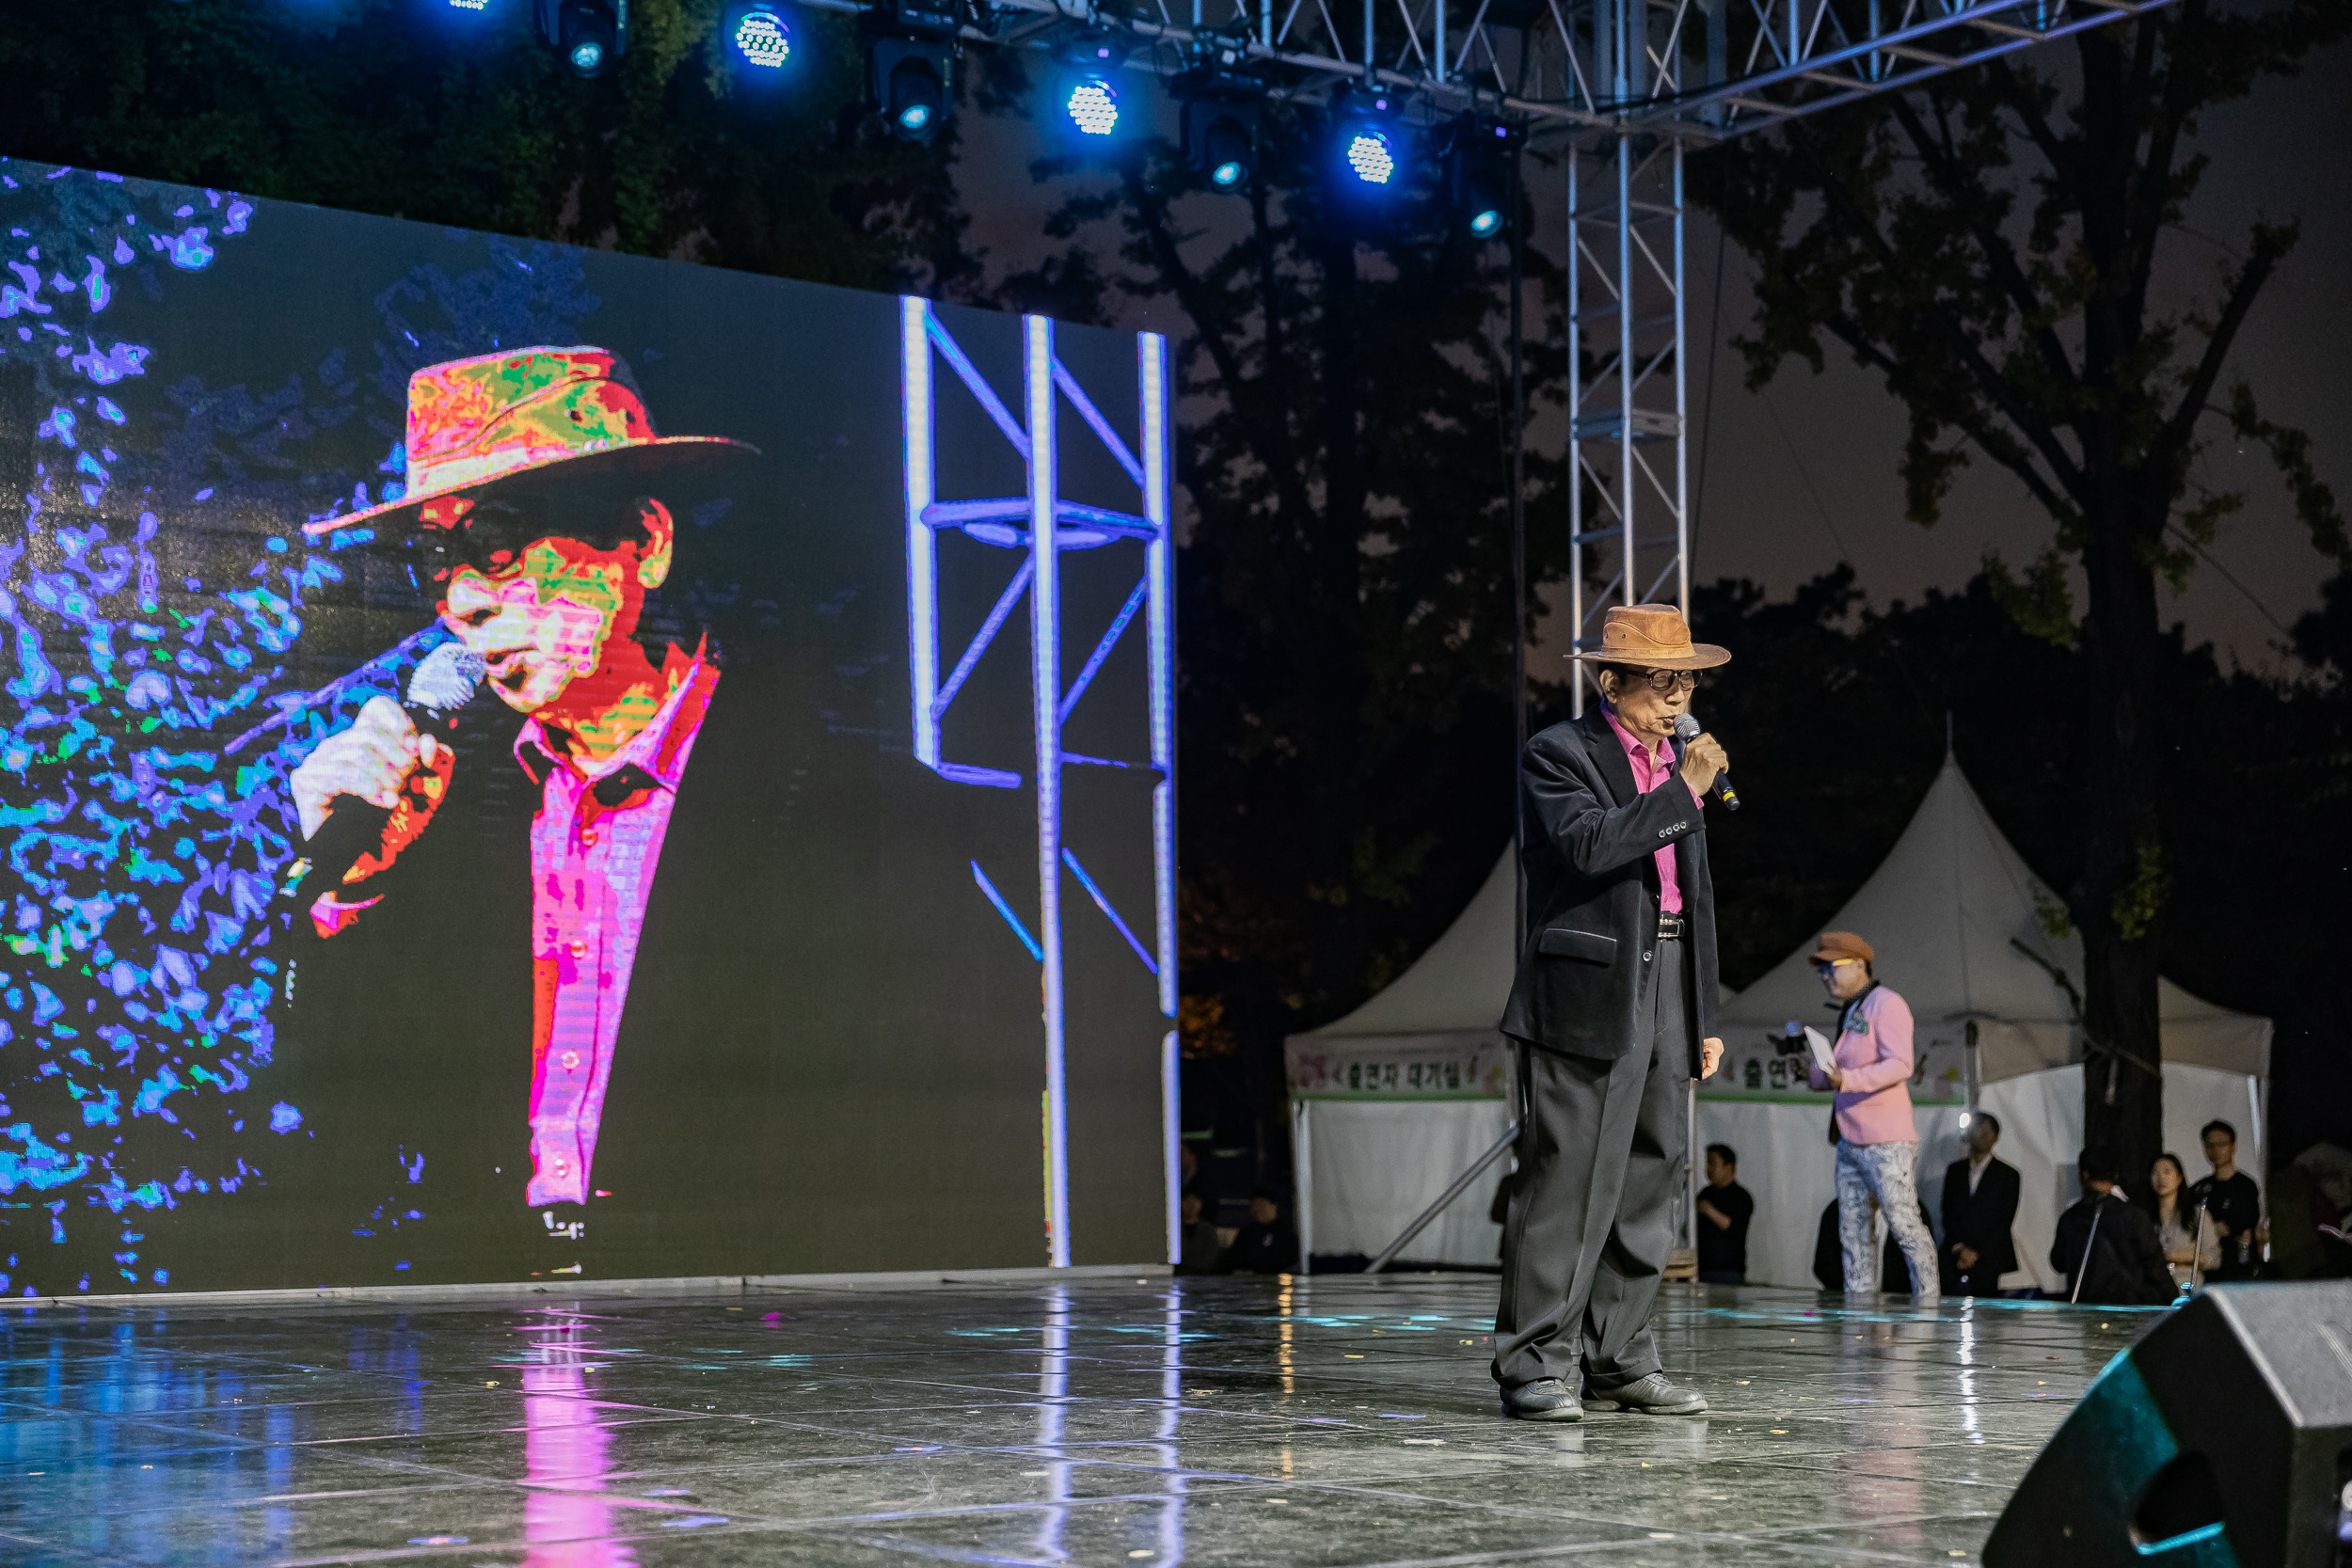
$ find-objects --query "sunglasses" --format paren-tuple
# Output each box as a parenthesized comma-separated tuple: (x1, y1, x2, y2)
(404, 494, 660, 587)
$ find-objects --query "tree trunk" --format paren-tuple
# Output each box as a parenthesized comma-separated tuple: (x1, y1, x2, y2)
(2075, 503, 2166, 1186)
(1309, 214, 1367, 1010)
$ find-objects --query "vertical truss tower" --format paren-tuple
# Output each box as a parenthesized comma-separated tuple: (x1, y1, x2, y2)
(1566, 131, 1686, 713)
(901, 299, 1179, 1268)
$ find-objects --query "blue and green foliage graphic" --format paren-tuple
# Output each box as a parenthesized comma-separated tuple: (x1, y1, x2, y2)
(0, 160, 595, 1291)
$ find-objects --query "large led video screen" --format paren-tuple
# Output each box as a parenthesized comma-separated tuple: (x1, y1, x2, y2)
(0, 158, 1176, 1295)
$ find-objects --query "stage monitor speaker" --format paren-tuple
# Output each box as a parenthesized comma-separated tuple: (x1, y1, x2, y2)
(1983, 1283, 2352, 1568)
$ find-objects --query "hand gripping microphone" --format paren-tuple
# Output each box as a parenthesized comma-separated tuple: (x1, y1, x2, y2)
(290, 643, 485, 906)
(1673, 713, 1741, 811)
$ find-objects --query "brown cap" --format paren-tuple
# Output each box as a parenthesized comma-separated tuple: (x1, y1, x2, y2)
(1812, 931, 1875, 965)
(1565, 604, 1732, 671)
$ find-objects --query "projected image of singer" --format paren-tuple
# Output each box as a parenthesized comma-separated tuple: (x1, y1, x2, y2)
(278, 346, 776, 1277)
(1493, 602, 1730, 1422)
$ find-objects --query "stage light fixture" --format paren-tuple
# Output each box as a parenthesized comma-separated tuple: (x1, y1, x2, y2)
(728, 2, 794, 69)
(536, 0, 628, 77)
(1173, 43, 1266, 191)
(863, 0, 960, 142)
(1328, 84, 1406, 196)
(1442, 115, 1522, 240)
(1054, 30, 1133, 143)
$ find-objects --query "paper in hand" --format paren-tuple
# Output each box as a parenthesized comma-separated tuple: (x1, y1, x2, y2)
(1804, 1026, 1836, 1075)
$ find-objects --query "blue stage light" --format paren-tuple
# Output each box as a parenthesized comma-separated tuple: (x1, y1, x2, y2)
(1344, 127, 1396, 185)
(448, 0, 489, 10)
(1063, 75, 1120, 136)
(536, 0, 623, 77)
(732, 5, 793, 68)
(1445, 114, 1521, 239)
(1053, 29, 1133, 147)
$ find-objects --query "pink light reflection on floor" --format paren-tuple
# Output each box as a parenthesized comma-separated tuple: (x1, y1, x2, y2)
(523, 1319, 637, 1567)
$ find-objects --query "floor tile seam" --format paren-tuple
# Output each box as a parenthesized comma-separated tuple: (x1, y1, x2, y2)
(27, 1402, 723, 1452)
(18, 1476, 530, 1527)
(1771, 1506, 2002, 1536)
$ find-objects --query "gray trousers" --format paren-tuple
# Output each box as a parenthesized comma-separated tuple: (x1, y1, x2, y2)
(1493, 935, 1691, 1392)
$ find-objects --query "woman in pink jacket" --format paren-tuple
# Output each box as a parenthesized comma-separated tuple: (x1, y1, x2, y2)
(1807, 930, 1940, 1305)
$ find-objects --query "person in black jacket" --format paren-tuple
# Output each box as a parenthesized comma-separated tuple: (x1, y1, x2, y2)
(1491, 604, 1731, 1422)
(1221, 1192, 1299, 1275)
(2052, 1150, 2178, 1307)
(1940, 1114, 2022, 1296)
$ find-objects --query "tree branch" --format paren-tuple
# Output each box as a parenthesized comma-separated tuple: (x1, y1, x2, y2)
(1883, 92, 2077, 394)
(2157, 219, 2289, 458)
(1788, 120, 2091, 510)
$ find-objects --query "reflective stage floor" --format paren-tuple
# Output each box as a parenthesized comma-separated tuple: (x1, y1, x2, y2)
(0, 1275, 2146, 1566)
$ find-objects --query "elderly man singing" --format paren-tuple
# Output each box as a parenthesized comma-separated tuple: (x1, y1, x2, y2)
(1493, 604, 1730, 1422)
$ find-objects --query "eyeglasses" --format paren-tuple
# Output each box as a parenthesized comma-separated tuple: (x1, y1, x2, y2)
(1611, 669, 1702, 695)
(1813, 960, 1857, 974)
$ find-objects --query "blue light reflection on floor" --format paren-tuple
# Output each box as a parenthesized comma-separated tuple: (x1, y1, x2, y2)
(0, 1276, 2154, 1564)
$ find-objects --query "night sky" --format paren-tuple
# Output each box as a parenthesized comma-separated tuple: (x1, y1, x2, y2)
(959, 36, 2350, 672)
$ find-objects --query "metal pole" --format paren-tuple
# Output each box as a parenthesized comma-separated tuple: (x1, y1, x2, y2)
(1508, 146, 1528, 946)
(1566, 144, 1585, 721)
(1365, 1122, 1521, 1273)
(1615, 129, 1634, 612)
(1673, 141, 1690, 613)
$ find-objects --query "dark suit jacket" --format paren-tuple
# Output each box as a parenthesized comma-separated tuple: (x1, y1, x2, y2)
(1940, 1155, 2022, 1279)
(1500, 709, 1720, 1068)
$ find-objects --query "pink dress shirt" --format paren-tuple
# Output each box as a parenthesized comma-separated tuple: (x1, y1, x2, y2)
(516, 657, 719, 1207)
(1809, 984, 1919, 1144)
(1602, 706, 1706, 914)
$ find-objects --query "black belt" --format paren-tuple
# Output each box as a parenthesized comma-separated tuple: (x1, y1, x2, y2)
(1656, 912, 1686, 940)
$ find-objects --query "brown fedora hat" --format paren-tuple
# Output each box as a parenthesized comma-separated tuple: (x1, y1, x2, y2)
(1565, 604, 1731, 671)
(301, 346, 755, 538)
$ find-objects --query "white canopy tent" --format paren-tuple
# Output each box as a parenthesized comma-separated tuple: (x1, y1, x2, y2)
(1709, 753, 2269, 1291)
(1286, 755, 2271, 1289)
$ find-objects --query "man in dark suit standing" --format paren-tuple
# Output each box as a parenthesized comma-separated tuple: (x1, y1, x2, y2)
(1940, 1113, 2021, 1296)
(1492, 604, 1730, 1421)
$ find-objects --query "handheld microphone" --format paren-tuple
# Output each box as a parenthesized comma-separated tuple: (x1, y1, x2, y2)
(289, 643, 485, 905)
(1672, 713, 1741, 811)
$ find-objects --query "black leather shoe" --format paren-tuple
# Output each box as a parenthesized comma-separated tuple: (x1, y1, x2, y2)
(1500, 1377, 1585, 1421)
(1581, 1371, 1708, 1415)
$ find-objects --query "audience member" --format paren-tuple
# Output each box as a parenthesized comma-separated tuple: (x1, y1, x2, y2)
(2145, 1152, 2219, 1289)
(1221, 1191, 1300, 1275)
(1696, 1144, 1755, 1285)
(2189, 1120, 2264, 1280)
(1939, 1114, 2020, 1296)
(1180, 1144, 1221, 1227)
(1811, 1196, 1935, 1293)
(1175, 1192, 1226, 1275)
(2052, 1149, 2176, 1306)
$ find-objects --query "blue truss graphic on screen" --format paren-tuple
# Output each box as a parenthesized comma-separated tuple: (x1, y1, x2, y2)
(899, 300, 1178, 1267)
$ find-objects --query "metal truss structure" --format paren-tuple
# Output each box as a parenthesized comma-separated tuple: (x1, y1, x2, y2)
(825, 0, 2177, 720)
(869, 0, 2168, 1273)
(901, 298, 1179, 1269)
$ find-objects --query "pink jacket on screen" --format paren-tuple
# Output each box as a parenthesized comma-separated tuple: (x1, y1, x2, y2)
(1809, 984, 1918, 1145)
